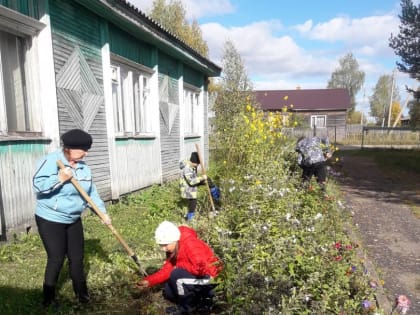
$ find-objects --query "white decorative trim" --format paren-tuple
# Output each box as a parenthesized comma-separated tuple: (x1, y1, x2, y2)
(0, 5, 45, 36)
(111, 53, 154, 75)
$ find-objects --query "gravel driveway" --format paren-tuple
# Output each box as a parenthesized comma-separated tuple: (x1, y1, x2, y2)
(334, 151, 420, 314)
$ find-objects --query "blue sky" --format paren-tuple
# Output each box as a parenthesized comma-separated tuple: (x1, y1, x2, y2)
(130, 0, 419, 117)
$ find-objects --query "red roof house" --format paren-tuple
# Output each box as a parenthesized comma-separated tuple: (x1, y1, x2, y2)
(255, 88, 351, 129)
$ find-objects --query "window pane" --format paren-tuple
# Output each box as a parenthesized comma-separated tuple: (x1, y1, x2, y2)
(133, 73, 141, 132)
(311, 115, 326, 128)
(141, 75, 150, 132)
(0, 31, 29, 132)
(112, 62, 152, 135)
(111, 66, 124, 133)
(184, 90, 192, 133)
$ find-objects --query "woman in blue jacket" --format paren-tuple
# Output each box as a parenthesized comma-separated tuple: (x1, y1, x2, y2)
(33, 129, 111, 307)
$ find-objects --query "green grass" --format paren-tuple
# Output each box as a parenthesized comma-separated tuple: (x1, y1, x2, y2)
(336, 148, 420, 218)
(337, 148, 420, 174)
(0, 183, 187, 315)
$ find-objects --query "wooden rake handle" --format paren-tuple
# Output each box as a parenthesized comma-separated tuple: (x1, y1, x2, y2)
(195, 144, 216, 212)
(56, 160, 147, 275)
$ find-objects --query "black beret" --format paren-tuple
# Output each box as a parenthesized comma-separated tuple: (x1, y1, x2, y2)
(61, 129, 92, 151)
(190, 152, 200, 164)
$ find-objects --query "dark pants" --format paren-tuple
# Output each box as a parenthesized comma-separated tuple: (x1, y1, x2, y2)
(186, 199, 197, 213)
(184, 199, 198, 221)
(163, 268, 214, 312)
(301, 162, 327, 184)
(35, 215, 86, 287)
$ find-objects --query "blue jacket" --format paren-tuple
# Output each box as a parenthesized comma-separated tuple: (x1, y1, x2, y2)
(33, 150, 106, 224)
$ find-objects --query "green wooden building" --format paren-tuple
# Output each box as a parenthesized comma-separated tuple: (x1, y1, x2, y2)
(0, 0, 221, 239)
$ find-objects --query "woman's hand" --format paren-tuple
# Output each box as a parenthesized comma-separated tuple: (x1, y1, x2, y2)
(101, 213, 112, 225)
(58, 167, 73, 183)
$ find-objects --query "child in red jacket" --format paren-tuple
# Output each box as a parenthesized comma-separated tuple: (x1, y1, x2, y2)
(136, 221, 222, 314)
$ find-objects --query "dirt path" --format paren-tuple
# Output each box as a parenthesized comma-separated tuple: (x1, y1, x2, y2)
(334, 151, 420, 314)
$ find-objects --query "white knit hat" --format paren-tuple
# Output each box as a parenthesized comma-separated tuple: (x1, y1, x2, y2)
(154, 221, 181, 244)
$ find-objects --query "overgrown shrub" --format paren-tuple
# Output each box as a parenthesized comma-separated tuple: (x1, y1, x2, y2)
(202, 99, 382, 314)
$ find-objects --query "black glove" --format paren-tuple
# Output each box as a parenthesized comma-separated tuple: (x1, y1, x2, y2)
(206, 176, 215, 188)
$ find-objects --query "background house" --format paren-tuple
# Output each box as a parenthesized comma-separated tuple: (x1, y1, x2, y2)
(0, 0, 220, 239)
(255, 88, 351, 140)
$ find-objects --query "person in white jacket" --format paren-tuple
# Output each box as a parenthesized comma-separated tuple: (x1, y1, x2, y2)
(33, 129, 111, 308)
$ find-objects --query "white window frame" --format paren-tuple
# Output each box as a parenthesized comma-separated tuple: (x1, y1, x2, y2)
(0, 6, 45, 136)
(111, 54, 154, 137)
(311, 115, 327, 128)
(183, 83, 201, 135)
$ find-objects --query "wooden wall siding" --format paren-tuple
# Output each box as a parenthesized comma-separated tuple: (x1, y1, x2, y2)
(49, 0, 102, 48)
(0, 0, 39, 18)
(158, 52, 181, 181)
(183, 137, 200, 161)
(325, 112, 347, 127)
(113, 139, 161, 195)
(50, 1, 111, 200)
(203, 84, 209, 167)
(300, 111, 347, 128)
(160, 114, 180, 181)
(56, 46, 103, 131)
(0, 142, 47, 235)
(183, 65, 203, 87)
(108, 23, 154, 68)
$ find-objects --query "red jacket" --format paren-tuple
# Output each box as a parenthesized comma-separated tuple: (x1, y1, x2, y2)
(145, 226, 222, 287)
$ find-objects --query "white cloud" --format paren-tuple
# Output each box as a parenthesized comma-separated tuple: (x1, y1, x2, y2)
(297, 15, 399, 51)
(126, 0, 154, 12)
(294, 20, 313, 33)
(127, 0, 234, 19)
(181, 0, 235, 20)
(126, 0, 417, 110)
(201, 20, 338, 87)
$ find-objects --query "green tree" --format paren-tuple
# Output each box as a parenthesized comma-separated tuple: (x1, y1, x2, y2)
(389, 0, 420, 126)
(149, 0, 209, 57)
(327, 53, 365, 114)
(369, 74, 400, 126)
(408, 97, 420, 127)
(211, 40, 253, 134)
(347, 110, 367, 124)
(389, 0, 420, 81)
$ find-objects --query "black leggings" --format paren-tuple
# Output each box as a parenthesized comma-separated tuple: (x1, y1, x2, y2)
(187, 199, 197, 213)
(35, 215, 85, 286)
(302, 162, 327, 184)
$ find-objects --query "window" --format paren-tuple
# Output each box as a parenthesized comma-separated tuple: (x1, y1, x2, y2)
(311, 115, 326, 128)
(133, 73, 151, 133)
(111, 57, 153, 136)
(0, 31, 35, 134)
(0, 7, 45, 136)
(184, 85, 201, 134)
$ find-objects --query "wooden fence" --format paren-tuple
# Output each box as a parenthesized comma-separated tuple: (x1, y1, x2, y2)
(283, 125, 420, 148)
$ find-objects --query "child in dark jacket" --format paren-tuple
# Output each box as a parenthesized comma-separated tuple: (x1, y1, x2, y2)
(136, 221, 222, 314)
